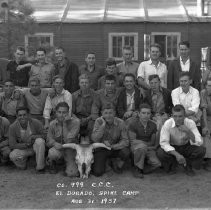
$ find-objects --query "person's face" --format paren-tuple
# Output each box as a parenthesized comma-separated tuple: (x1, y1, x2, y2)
(124, 76, 135, 90)
(79, 78, 90, 90)
(139, 108, 151, 122)
(105, 80, 116, 93)
(55, 49, 64, 62)
(29, 81, 41, 94)
(106, 64, 116, 75)
(4, 81, 15, 95)
(102, 108, 115, 124)
(179, 75, 191, 91)
(36, 51, 46, 63)
(56, 106, 69, 122)
(149, 77, 161, 92)
(172, 110, 185, 126)
(85, 54, 95, 66)
(53, 78, 64, 93)
(206, 81, 211, 95)
(150, 46, 161, 61)
(17, 110, 28, 125)
(179, 44, 190, 59)
(122, 49, 133, 62)
(14, 49, 25, 62)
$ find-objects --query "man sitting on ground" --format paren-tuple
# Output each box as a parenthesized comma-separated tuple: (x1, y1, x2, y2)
(46, 102, 80, 176)
(157, 105, 205, 176)
(9, 107, 46, 173)
(91, 103, 130, 176)
(128, 103, 161, 178)
(0, 116, 11, 165)
(116, 73, 143, 120)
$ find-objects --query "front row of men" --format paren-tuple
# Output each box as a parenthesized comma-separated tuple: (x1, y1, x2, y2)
(0, 101, 207, 178)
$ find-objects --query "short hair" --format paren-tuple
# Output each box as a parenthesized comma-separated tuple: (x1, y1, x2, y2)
(16, 46, 25, 53)
(124, 73, 136, 82)
(179, 71, 191, 79)
(102, 102, 115, 111)
(150, 43, 162, 52)
(122, 46, 133, 52)
(148, 74, 161, 82)
(55, 102, 69, 111)
(4, 79, 14, 85)
(36, 47, 46, 54)
(105, 58, 116, 67)
(139, 103, 151, 112)
(79, 73, 89, 81)
(55, 46, 65, 52)
(179, 41, 190, 48)
(85, 51, 95, 58)
(105, 74, 116, 82)
(53, 75, 64, 83)
(29, 77, 40, 85)
(172, 104, 185, 114)
(16, 106, 29, 115)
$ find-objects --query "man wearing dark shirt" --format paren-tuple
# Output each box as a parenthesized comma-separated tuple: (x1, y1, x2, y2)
(6, 46, 31, 87)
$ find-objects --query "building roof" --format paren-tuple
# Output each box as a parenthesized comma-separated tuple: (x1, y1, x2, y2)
(29, 0, 211, 23)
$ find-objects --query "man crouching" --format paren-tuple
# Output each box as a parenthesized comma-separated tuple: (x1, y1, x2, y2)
(91, 103, 130, 176)
(9, 107, 45, 173)
(46, 102, 80, 177)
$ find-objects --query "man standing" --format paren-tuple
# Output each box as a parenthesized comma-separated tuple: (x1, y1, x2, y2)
(46, 102, 80, 176)
(43, 76, 72, 129)
(9, 107, 46, 173)
(167, 41, 201, 91)
(22, 78, 48, 122)
(6, 46, 32, 87)
(29, 48, 55, 88)
(157, 105, 205, 176)
(116, 73, 143, 120)
(0, 116, 11, 165)
(137, 44, 167, 90)
(72, 74, 97, 136)
(91, 103, 130, 176)
(79, 52, 104, 90)
(54, 47, 79, 93)
(128, 103, 161, 178)
(117, 46, 139, 78)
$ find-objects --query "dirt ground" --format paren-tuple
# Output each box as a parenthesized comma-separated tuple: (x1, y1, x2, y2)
(0, 162, 211, 210)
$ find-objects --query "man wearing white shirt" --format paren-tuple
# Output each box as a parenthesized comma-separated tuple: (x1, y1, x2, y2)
(157, 105, 205, 176)
(137, 43, 167, 89)
(171, 72, 201, 124)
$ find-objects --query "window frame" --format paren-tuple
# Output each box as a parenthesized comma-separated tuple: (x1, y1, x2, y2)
(151, 32, 181, 60)
(24, 33, 54, 56)
(108, 32, 138, 61)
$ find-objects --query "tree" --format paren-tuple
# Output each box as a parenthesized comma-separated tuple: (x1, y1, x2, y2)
(0, 0, 37, 58)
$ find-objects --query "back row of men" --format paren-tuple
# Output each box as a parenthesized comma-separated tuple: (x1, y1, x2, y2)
(0, 41, 211, 178)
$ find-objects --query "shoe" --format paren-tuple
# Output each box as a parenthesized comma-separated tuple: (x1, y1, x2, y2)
(36, 168, 45, 174)
(49, 161, 57, 174)
(111, 161, 123, 174)
(184, 165, 195, 177)
(143, 165, 160, 174)
(133, 167, 144, 178)
(168, 164, 177, 175)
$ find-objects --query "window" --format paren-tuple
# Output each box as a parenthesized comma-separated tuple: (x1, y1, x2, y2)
(144, 32, 181, 61)
(25, 33, 54, 57)
(108, 33, 138, 61)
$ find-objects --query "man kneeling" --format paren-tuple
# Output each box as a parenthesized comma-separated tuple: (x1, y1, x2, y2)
(91, 103, 130, 176)
(46, 102, 80, 177)
(9, 107, 45, 173)
(128, 103, 161, 178)
(157, 104, 205, 176)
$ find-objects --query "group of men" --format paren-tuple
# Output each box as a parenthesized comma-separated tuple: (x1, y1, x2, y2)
(0, 40, 210, 179)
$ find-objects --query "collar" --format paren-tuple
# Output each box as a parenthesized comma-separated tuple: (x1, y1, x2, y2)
(54, 116, 73, 125)
(151, 87, 163, 95)
(106, 117, 119, 126)
(123, 61, 133, 66)
(58, 58, 66, 67)
(148, 59, 161, 67)
(171, 118, 188, 128)
(35, 61, 48, 66)
(180, 57, 190, 64)
(126, 90, 135, 97)
(78, 89, 92, 97)
(104, 88, 116, 96)
(85, 64, 95, 72)
(179, 86, 192, 94)
(55, 89, 65, 96)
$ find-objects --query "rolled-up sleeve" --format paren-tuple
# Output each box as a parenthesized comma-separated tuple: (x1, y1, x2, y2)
(64, 91, 72, 116)
(91, 118, 105, 142)
(137, 63, 145, 79)
(160, 120, 176, 152)
(43, 95, 52, 119)
(188, 89, 200, 113)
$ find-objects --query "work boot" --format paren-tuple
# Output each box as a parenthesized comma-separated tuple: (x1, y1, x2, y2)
(132, 166, 144, 178)
(184, 165, 195, 177)
(49, 161, 57, 174)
